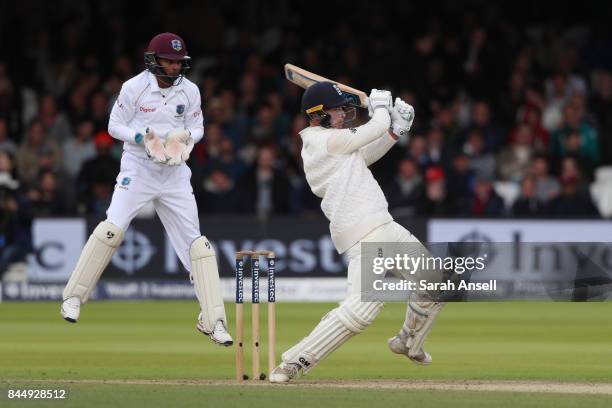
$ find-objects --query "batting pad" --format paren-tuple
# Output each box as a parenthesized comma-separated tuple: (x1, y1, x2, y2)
(190, 236, 227, 333)
(63, 221, 124, 302)
(282, 295, 383, 373)
(402, 301, 444, 358)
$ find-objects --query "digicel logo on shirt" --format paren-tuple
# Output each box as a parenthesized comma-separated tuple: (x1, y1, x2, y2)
(140, 106, 156, 113)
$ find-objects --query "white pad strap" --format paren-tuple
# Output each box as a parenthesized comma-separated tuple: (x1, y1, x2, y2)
(63, 221, 124, 303)
(190, 236, 227, 333)
(281, 295, 382, 373)
(402, 301, 444, 358)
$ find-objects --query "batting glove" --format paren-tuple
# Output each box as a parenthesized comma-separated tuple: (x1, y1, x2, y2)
(390, 98, 415, 140)
(368, 89, 392, 116)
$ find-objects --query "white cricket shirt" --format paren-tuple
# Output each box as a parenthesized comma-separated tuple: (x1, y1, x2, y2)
(300, 109, 396, 253)
(108, 70, 204, 158)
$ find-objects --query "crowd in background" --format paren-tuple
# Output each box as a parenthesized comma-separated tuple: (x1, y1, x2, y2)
(2, 1, 612, 268)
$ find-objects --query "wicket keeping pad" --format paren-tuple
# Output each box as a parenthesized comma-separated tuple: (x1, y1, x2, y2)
(191, 236, 227, 333)
(63, 221, 125, 303)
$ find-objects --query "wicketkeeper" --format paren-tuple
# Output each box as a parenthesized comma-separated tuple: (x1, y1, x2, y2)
(60, 33, 233, 346)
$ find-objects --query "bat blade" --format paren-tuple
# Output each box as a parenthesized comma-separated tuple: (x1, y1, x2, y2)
(284, 63, 368, 108)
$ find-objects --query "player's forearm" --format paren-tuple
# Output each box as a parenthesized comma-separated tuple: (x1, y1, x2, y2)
(108, 122, 142, 144)
(327, 108, 391, 155)
(187, 126, 204, 144)
(361, 131, 398, 166)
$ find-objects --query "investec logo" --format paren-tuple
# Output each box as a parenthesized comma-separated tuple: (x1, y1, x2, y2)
(236, 260, 244, 302)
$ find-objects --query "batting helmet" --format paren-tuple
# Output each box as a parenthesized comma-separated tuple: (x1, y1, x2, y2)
(301, 82, 355, 128)
(301, 82, 347, 114)
(144, 32, 191, 85)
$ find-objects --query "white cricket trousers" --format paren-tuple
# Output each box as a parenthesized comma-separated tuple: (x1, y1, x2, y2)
(106, 152, 201, 272)
(345, 221, 419, 296)
(280, 221, 421, 372)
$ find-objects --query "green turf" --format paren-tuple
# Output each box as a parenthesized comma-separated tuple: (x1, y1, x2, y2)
(1, 301, 611, 407)
(1, 383, 612, 408)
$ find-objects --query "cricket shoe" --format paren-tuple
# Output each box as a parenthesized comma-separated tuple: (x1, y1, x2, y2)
(269, 362, 301, 383)
(387, 335, 432, 365)
(60, 296, 81, 323)
(197, 314, 233, 346)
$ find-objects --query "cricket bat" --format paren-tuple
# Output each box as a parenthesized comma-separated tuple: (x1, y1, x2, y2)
(284, 63, 368, 108)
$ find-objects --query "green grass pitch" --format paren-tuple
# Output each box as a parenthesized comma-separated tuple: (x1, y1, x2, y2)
(1, 301, 611, 407)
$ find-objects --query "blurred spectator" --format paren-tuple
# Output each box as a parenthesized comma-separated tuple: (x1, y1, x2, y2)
(463, 176, 505, 217)
(38, 95, 73, 143)
(463, 28, 508, 101)
(426, 127, 449, 167)
(547, 159, 599, 218)
(207, 137, 247, 180)
(562, 131, 596, 176)
(498, 70, 526, 126)
(497, 123, 534, 182)
(90, 92, 110, 133)
(590, 70, 612, 164)
(558, 156, 590, 195)
(206, 95, 246, 148)
(196, 122, 224, 166)
(237, 146, 290, 219)
(0, 118, 17, 155)
(542, 72, 572, 131)
(0, 151, 31, 275)
(529, 155, 560, 204)
(27, 169, 69, 216)
(249, 104, 279, 145)
(76, 131, 119, 215)
(407, 135, 431, 171)
(550, 95, 599, 168)
(434, 105, 461, 147)
(420, 166, 455, 216)
(198, 169, 240, 213)
(517, 106, 550, 151)
(16, 120, 62, 186)
(468, 101, 503, 152)
(63, 120, 97, 178)
(446, 152, 474, 209)
(0, 62, 14, 120)
(463, 129, 495, 181)
(238, 72, 260, 117)
(512, 176, 547, 217)
(385, 158, 425, 216)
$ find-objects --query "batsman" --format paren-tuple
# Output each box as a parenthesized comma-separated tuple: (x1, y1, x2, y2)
(60, 33, 233, 346)
(270, 82, 444, 382)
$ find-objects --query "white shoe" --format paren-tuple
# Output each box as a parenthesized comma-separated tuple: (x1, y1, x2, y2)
(197, 314, 233, 346)
(388, 335, 432, 365)
(60, 297, 81, 323)
(269, 362, 301, 383)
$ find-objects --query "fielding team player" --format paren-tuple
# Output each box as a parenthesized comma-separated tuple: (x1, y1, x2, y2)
(60, 33, 233, 346)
